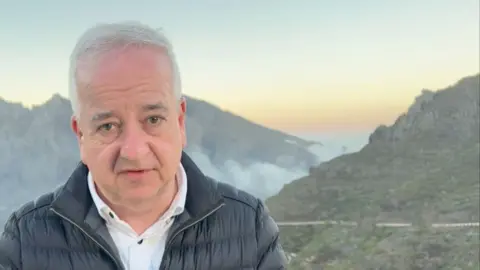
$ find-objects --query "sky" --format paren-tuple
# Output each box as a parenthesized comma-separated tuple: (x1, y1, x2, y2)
(0, 0, 478, 135)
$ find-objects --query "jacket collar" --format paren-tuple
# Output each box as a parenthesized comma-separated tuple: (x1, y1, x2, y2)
(50, 151, 224, 226)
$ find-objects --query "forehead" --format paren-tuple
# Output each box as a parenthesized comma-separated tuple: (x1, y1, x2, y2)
(76, 45, 173, 95)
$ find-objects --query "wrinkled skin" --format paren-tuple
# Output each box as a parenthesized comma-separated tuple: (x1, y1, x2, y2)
(71, 45, 186, 232)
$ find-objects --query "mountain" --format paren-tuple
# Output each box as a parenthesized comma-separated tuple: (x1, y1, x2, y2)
(0, 94, 321, 226)
(184, 97, 318, 168)
(266, 74, 480, 269)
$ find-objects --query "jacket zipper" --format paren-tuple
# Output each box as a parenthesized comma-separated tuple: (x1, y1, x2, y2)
(51, 201, 225, 270)
(50, 208, 124, 270)
(159, 202, 226, 270)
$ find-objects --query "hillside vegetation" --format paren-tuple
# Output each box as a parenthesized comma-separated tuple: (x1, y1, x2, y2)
(267, 74, 480, 269)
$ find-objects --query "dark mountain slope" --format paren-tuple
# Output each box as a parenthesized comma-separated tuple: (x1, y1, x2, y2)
(266, 74, 480, 269)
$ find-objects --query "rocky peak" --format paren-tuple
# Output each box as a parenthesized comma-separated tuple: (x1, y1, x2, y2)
(369, 74, 479, 145)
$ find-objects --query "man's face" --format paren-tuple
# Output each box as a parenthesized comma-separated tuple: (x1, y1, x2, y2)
(71, 46, 186, 206)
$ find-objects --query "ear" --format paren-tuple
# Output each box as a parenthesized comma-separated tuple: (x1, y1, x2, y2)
(71, 115, 87, 162)
(178, 97, 187, 148)
(71, 115, 83, 140)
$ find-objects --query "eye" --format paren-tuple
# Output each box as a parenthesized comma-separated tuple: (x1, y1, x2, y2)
(97, 123, 115, 132)
(146, 116, 163, 125)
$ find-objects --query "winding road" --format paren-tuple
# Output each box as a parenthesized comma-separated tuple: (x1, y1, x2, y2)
(276, 220, 480, 228)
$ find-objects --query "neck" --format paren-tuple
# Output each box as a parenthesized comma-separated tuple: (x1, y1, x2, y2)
(100, 178, 179, 235)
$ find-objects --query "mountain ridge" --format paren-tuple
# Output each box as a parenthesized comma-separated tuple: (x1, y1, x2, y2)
(0, 93, 323, 227)
(266, 73, 480, 269)
(0, 93, 319, 168)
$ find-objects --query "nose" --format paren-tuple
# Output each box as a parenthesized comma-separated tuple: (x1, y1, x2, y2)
(119, 122, 150, 160)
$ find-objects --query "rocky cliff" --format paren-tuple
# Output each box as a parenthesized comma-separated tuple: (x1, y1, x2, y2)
(266, 74, 480, 269)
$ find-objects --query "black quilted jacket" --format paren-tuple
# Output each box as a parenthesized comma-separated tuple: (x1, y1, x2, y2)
(0, 153, 287, 269)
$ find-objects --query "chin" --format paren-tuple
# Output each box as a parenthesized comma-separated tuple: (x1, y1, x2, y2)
(120, 187, 161, 202)
(124, 179, 167, 195)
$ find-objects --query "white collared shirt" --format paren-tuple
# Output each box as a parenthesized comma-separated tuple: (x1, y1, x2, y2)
(88, 165, 188, 270)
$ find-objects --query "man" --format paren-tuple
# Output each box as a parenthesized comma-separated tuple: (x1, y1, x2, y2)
(0, 21, 287, 269)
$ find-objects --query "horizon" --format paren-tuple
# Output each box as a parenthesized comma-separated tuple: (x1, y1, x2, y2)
(0, 90, 373, 143)
(0, 72, 478, 141)
(0, 1, 478, 134)
(2, 72, 477, 149)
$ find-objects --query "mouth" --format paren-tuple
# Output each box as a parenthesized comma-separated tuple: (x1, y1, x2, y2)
(119, 169, 153, 177)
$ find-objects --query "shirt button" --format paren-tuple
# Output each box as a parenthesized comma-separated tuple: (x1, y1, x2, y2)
(109, 212, 114, 219)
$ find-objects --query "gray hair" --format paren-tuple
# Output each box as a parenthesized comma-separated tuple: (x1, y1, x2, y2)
(68, 21, 182, 116)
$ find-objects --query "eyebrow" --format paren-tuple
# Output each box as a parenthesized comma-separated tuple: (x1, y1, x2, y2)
(142, 102, 169, 112)
(91, 111, 113, 122)
(90, 103, 169, 122)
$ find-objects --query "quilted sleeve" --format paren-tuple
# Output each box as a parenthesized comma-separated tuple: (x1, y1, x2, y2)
(255, 199, 288, 269)
(0, 212, 21, 270)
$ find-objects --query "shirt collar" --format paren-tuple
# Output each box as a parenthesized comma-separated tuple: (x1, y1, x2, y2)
(87, 164, 188, 222)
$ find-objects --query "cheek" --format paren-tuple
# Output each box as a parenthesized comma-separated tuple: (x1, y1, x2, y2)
(80, 141, 116, 172)
(158, 121, 184, 148)
(151, 138, 178, 158)
(151, 135, 183, 165)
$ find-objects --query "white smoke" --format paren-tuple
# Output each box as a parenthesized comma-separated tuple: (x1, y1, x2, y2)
(186, 133, 370, 200)
(187, 148, 309, 199)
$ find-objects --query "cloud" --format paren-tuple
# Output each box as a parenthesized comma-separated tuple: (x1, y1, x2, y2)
(187, 134, 370, 200)
(187, 147, 309, 200)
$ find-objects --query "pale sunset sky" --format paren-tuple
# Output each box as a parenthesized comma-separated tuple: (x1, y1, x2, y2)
(0, 1, 478, 136)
